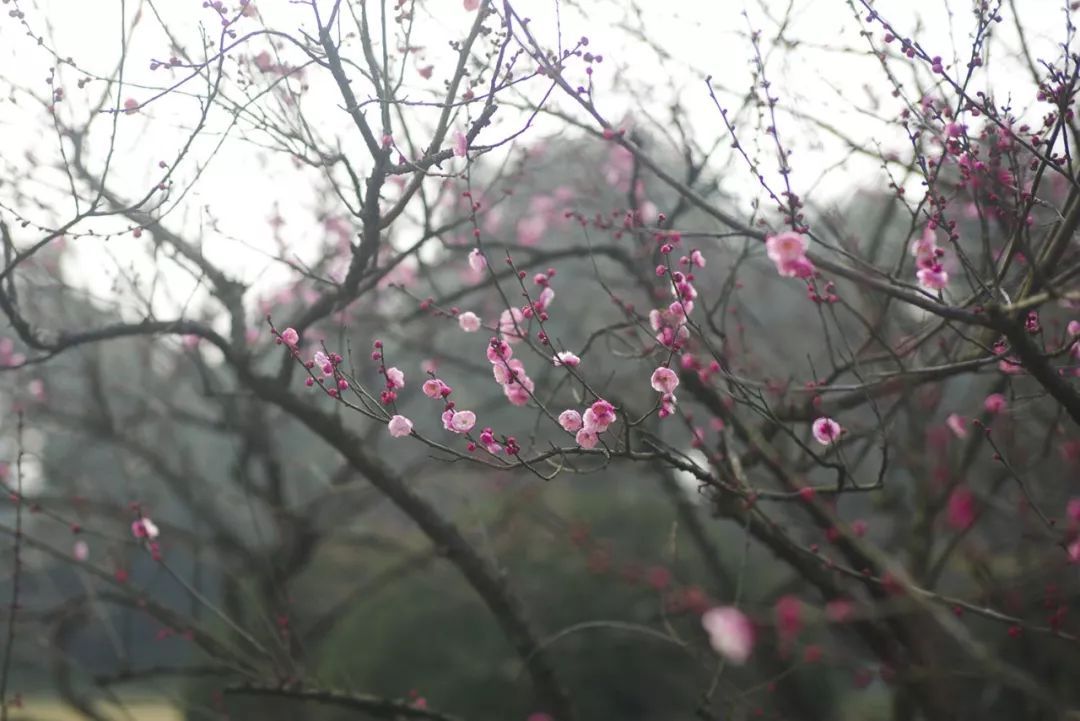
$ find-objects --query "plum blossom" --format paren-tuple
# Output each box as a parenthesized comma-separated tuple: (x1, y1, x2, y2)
(499, 307, 527, 343)
(650, 366, 679, 394)
(387, 415, 413, 438)
(811, 417, 842, 445)
(984, 393, 1007, 414)
(701, 606, 754, 665)
(1069, 538, 1080, 565)
(385, 367, 405, 389)
(583, 399, 616, 433)
(765, 231, 815, 279)
(945, 413, 968, 438)
(422, 379, 450, 399)
(464, 0, 480, 9)
(468, 248, 487, 273)
(279, 327, 299, 347)
(575, 428, 599, 449)
(452, 130, 468, 158)
(448, 410, 477, 434)
(912, 227, 949, 292)
(553, 351, 580, 367)
(131, 518, 160, 540)
(73, 540, 89, 561)
(559, 409, 583, 432)
(458, 311, 481, 333)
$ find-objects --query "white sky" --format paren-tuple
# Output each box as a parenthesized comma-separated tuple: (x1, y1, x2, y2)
(0, 0, 1072, 325)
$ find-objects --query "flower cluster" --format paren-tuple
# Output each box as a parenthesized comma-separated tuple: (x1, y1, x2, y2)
(488, 337, 535, 406)
(911, 226, 949, 291)
(558, 398, 617, 449)
(765, 231, 815, 279)
(650, 366, 680, 419)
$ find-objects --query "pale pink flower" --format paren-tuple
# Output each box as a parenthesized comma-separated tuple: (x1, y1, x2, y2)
(387, 415, 413, 438)
(449, 410, 476, 434)
(690, 249, 706, 268)
(917, 266, 949, 291)
(73, 539, 89, 561)
(422, 379, 448, 399)
(1069, 538, 1080, 565)
(536, 286, 555, 311)
(493, 358, 526, 385)
(499, 307, 527, 343)
(553, 351, 580, 367)
(1068, 320, 1080, 337)
(984, 393, 1007, 414)
(583, 399, 616, 433)
(811, 417, 842, 445)
(464, 0, 480, 9)
(386, 367, 405, 389)
(468, 248, 487, 273)
(458, 311, 481, 332)
(558, 409, 583, 432)
(280, 327, 299, 347)
(503, 383, 531, 406)
(766, 231, 808, 264)
(650, 366, 680, 394)
(945, 413, 968, 438)
(701, 606, 754, 665)
(575, 428, 599, 449)
(776, 255, 816, 279)
(452, 130, 468, 158)
(131, 518, 160, 540)
(486, 338, 512, 363)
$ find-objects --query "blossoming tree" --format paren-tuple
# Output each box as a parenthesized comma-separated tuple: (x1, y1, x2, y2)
(1, 0, 1079, 719)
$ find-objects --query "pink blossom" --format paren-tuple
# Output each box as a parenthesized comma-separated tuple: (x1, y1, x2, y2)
(468, 249, 487, 273)
(984, 393, 1007, 414)
(449, 410, 476, 434)
(499, 307, 527, 343)
(945, 414, 968, 438)
(1069, 538, 1080, 564)
(583, 399, 616, 433)
(503, 383, 531, 406)
(536, 286, 555, 311)
(486, 338, 512, 363)
(386, 367, 405, 389)
(811, 417, 842, 445)
(701, 606, 754, 665)
(422, 379, 448, 399)
(575, 428, 599, 449)
(946, 487, 975, 529)
(452, 130, 468, 158)
(458, 311, 481, 332)
(766, 231, 808, 264)
(776, 255, 816, 279)
(387, 415, 413, 438)
(493, 358, 526, 385)
(558, 409, 583, 432)
(280, 327, 299, 347)
(464, 0, 480, 9)
(131, 518, 160, 540)
(690, 249, 706, 268)
(1068, 320, 1080, 337)
(73, 539, 89, 561)
(650, 366, 679, 394)
(553, 351, 580, 367)
(917, 266, 949, 291)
